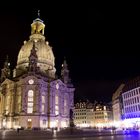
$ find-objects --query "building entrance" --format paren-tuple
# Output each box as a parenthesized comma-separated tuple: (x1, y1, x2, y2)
(27, 119, 32, 129)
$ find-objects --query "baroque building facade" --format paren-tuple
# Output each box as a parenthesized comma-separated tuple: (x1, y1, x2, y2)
(0, 16, 74, 129)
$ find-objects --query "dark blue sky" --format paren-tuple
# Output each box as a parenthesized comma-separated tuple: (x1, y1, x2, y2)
(0, 4, 139, 103)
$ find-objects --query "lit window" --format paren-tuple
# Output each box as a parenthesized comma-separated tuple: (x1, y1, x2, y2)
(55, 95, 58, 104)
(28, 97, 33, 102)
(55, 94, 59, 115)
(42, 96, 45, 103)
(27, 108, 33, 113)
(55, 106, 59, 115)
(42, 104, 45, 113)
(28, 90, 33, 96)
(28, 103, 33, 107)
(27, 90, 34, 113)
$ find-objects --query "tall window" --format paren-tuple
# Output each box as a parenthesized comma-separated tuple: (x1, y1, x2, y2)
(17, 95, 21, 113)
(64, 96, 67, 115)
(41, 95, 45, 114)
(42, 96, 45, 103)
(27, 90, 34, 113)
(55, 94, 59, 115)
(5, 95, 10, 114)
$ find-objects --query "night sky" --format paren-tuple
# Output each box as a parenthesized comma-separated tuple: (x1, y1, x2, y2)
(0, 4, 139, 103)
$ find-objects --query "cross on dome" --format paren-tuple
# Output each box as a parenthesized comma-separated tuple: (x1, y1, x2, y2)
(31, 10, 45, 35)
(38, 10, 40, 17)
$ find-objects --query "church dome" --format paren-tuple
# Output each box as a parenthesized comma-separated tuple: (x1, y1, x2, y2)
(16, 17, 56, 78)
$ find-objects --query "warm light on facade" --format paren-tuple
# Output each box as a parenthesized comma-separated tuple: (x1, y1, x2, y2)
(40, 119, 47, 128)
(50, 121, 57, 128)
(0, 15, 75, 129)
(61, 121, 67, 128)
(2, 119, 6, 128)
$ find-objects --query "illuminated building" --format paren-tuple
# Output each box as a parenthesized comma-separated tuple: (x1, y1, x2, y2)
(0, 14, 75, 129)
(73, 101, 94, 127)
(94, 103, 113, 128)
(74, 101, 113, 128)
(122, 77, 140, 128)
(112, 84, 125, 128)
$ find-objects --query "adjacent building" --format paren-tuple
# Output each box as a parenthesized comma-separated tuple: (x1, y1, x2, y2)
(122, 77, 140, 128)
(93, 102, 113, 128)
(73, 100, 94, 127)
(112, 84, 125, 128)
(0, 15, 75, 129)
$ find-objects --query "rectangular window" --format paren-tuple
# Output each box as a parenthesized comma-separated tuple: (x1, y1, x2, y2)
(55, 106, 59, 115)
(28, 97, 33, 102)
(42, 104, 45, 113)
(55, 95, 58, 104)
(27, 108, 33, 113)
(28, 103, 33, 107)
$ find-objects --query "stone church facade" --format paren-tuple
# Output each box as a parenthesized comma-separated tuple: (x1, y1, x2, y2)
(0, 16, 74, 129)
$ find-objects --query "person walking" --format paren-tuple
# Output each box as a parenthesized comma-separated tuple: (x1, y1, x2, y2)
(17, 128, 20, 134)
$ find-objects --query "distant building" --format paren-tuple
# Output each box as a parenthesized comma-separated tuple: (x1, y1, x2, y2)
(122, 77, 140, 128)
(73, 100, 94, 127)
(73, 100, 113, 128)
(0, 15, 75, 129)
(93, 103, 113, 128)
(112, 84, 125, 127)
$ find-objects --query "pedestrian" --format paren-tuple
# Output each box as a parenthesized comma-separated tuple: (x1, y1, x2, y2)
(17, 128, 20, 133)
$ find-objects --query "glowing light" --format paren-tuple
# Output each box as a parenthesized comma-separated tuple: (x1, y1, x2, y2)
(46, 41, 49, 45)
(28, 79, 34, 84)
(28, 119, 32, 122)
(96, 123, 103, 128)
(61, 121, 67, 128)
(14, 125, 21, 129)
(123, 118, 140, 128)
(40, 120, 47, 128)
(77, 123, 90, 128)
(7, 121, 12, 128)
(56, 83, 59, 89)
(34, 39, 38, 42)
(50, 121, 57, 128)
(2, 119, 6, 128)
